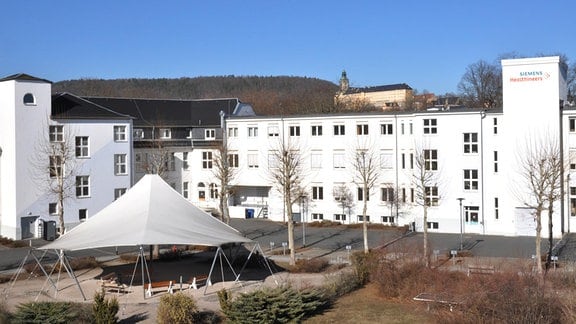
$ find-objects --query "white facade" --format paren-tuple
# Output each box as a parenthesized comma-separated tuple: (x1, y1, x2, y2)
(0, 76, 132, 239)
(224, 56, 570, 238)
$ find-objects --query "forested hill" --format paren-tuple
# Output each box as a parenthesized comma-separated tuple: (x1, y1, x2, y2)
(53, 76, 339, 115)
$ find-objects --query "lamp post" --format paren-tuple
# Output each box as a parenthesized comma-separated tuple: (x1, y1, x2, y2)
(457, 198, 465, 250)
(300, 195, 307, 247)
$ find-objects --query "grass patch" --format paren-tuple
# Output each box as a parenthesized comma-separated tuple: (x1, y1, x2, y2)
(304, 283, 433, 324)
(0, 236, 28, 248)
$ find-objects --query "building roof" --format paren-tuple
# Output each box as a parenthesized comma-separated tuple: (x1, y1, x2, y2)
(0, 73, 52, 84)
(50, 94, 254, 126)
(82, 96, 244, 127)
(51, 93, 133, 120)
(344, 83, 412, 94)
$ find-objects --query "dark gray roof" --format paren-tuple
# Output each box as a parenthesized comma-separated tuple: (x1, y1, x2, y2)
(84, 97, 241, 127)
(51, 93, 133, 120)
(344, 83, 412, 94)
(0, 73, 52, 84)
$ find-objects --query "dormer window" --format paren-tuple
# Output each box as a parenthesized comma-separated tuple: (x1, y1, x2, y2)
(160, 128, 171, 139)
(23, 93, 36, 105)
(205, 129, 215, 140)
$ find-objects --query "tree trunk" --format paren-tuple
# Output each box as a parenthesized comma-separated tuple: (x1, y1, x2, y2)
(423, 205, 429, 267)
(535, 210, 543, 275)
(286, 193, 295, 265)
(546, 203, 554, 269)
(363, 185, 369, 254)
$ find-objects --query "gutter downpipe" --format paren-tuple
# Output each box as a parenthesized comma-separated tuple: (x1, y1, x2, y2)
(480, 110, 486, 235)
(394, 115, 399, 222)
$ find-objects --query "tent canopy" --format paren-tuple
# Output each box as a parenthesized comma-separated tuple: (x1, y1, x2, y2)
(40, 174, 252, 251)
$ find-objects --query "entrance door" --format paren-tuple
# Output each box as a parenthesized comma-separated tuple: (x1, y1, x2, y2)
(20, 216, 38, 239)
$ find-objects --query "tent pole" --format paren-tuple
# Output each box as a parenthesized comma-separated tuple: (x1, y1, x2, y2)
(256, 243, 279, 285)
(58, 250, 86, 301)
(204, 247, 221, 295)
(218, 248, 241, 288)
(235, 244, 257, 282)
(29, 249, 58, 290)
(140, 246, 146, 299)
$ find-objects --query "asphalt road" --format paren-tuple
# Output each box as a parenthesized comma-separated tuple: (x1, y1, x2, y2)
(0, 219, 564, 272)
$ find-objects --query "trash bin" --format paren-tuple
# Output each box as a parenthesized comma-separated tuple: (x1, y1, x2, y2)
(43, 220, 56, 241)
(245, 208, 255, 219)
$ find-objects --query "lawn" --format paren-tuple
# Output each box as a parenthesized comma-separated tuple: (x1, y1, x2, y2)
(305, 283, 434, 324)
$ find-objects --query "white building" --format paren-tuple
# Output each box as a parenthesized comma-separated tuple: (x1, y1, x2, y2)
(0, 56, 571, 240)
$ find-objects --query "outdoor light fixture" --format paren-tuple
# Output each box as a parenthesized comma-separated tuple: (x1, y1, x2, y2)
(457, 198, 465, 250)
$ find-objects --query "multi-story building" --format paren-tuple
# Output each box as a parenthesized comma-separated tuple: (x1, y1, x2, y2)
(0, 56, 570, 240)
(336, 70, 414, 109)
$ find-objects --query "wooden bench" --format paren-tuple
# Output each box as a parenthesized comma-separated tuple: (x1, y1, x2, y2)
(188, 275, 210, 290)
(467, 265, 495, 276)
(413, 292, 461, 312)
(145, 280, 174, 297)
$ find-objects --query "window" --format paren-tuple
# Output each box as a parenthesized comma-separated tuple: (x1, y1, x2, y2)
(311, 152, 322, 170)
(356, 124, 369, 135)
(465, 206, 480, 223)
(410, 153, 414, 169)
(289, 126, 300, 136)
(49, 203, 58, 215)
(79, 209, 87, 222)
(381, 187, 394, 202)
(23, 93, 36, 105)
(424, 149, 438, 171)
(182, 182, 189, 198)
(114, 126, 127, 141)
(333, 152, 345, 169)
(49, 155, 63, 178)
(209, 183, 218, 199)
(133, 129, 144, 139)
(165, 153, 176, 171)
(183, 152, 189, 170)
(464, 169, 479, 190)
(423, 119, 437, 134)
(205, 129, 216, 140)
(410, 188, 415, 203)
(382, 216, 395, 224)
(135, 153, 144, 172)
(380, 123, 393, 135)
(248, 126, 258, 137)
(357, 188, 369, 201)
(228, 153, 239, 168)
(425, 186, 438, 206)
(493, 118, 498, 134)
(401, 188, 406, 203)
(494, 197, 499, 219)
(268, 125, 279, 137)
(333, 124, 345, 135)
(494, 151, 499, 173)
(159, 128, 171, 139)
(357, 215, 370, 222)
(401, 153, 405, 169)
(380, 151, 393, 169)
(312, 213, 324, 220)
(312, 186, 324, 200)
(76, 176, 90, 197)
(198, 182, 206, 200)
(409, 122, 413, 135)
(401, 123, 405, 135)
(114, 154, 127, 175)
(427, 222, 439, 229)
(334, 214, 347, 222)
(463, 133, 478, 154)
(570, 118, 576, 132)
(268, 152, 278, 169)
(49, 125, 63, 142)
(114, 188, 126, 200)
(228, 127, 238, 137)
(311, 125, 323, 136)
(248, 153, 259, 168)
(202, 151, 213, 169)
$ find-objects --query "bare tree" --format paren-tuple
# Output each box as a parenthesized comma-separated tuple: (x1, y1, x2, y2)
(31, 124, 78, 235)
(268, 138, 306, 265)
(136, 142, 175, 180)
(333, 184, 354, 224)
(351, 145, 380, 254)
(457, 60, 502, 108)
(516, 137, 563, 274)
(212, 140, 237, 224)
(412, 147, 441, 267)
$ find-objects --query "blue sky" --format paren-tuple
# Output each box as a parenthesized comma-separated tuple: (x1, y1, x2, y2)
(1, 1, 574, 95)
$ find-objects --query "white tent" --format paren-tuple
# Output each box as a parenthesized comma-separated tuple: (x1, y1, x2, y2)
(40, 174, 252, 250)
(26, 174, 268, 299)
